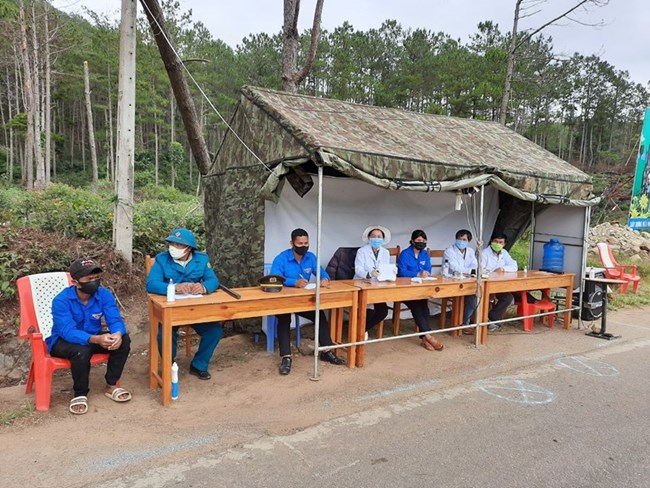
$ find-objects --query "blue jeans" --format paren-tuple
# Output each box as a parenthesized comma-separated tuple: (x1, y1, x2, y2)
(463, 295, 478, 325)
(157, 322, 223, 371)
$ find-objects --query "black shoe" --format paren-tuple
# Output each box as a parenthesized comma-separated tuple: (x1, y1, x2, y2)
(279, 356, 292, 375)
(320, 351, 345, 365)
(189, 364, 211, 380)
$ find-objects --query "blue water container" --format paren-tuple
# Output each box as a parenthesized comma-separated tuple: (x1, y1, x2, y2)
(542, 239, 564, 272)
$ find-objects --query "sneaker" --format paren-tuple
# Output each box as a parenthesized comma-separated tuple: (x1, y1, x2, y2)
(279, 356, 292, 375)
(364, 332, 369, 341)
(487, 324, 500, 332)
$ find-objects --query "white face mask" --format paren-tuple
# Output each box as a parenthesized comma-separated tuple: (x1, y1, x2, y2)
(169, 245, 188, 260)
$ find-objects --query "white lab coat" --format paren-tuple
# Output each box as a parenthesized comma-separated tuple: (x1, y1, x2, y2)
(354, 244, 390, 279)
(482, 246, 518, 272)
(443, 244, 478, 274)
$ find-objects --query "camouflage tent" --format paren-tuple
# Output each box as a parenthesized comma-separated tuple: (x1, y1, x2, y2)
(204, 86, 597, 286)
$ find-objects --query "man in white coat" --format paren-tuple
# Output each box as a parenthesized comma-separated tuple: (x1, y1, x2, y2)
(443, 229, 478, 334)
(482, 232, 518, 330)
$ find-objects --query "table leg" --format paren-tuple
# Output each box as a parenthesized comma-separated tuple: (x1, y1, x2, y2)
(355, 291, 367, 368)
(564, 285, 573, 329)
(347, 292, 358, 368)
(148, 300, 158, 389)
(161, 312, 172, 407)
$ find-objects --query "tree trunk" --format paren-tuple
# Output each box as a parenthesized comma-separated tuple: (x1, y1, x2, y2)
(499, 0, 522, 125)
(18, 0, 34, 189)
(83, 60, 99, 191)
(44, 1, 52, 183)
(154, 118, 159, 185)
(31, 1, 45, 189)
(5, 67, 14, 181)
(139, 0, 210, 175)
(281, 0, 325, 93)
(113, 0, 137, 263)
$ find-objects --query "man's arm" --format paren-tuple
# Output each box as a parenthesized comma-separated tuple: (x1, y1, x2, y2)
(100, 289, 128, 335)
(146, 257, 168, 295)
(271, 254, 296, 287)
(503, 251, 518, 272)
(201, 259, 219, 293)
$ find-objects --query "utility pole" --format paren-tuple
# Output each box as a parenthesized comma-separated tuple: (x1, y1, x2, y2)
(113, 0, 137, 263)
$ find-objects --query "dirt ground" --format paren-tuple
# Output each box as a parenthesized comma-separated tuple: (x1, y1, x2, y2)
(2, 305, 648, 488)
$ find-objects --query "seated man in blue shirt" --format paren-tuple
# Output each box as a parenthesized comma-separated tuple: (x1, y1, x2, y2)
(443, 229, 478, 334)
(146, 228, 222, 380)
(271, 228, 346, 375)
(49, 258, 131, 415)
(482, 232, 518, 331)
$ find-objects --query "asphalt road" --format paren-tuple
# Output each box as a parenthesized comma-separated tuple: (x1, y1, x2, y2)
(94, 321, 650, 488)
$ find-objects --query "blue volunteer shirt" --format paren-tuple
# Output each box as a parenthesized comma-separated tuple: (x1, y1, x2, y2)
(271, 249, 330, 287)
(146, 250, 219, 295)
(47, 286, 127, 351)
(397, 245, 431, 277)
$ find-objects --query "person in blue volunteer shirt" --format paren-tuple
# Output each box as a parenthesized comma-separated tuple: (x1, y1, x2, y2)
(354, 225, 391, 333)
(49, 258, 132, 415)
(397, 229, 444, 352)
(146, 228, 221, 380)
(482, 231, 518, 331)
(271, 228, 346, 375)
(444, 229, 479, 334)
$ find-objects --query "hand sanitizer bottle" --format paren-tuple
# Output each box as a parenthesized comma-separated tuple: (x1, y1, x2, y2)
(171, 361, 179, 400)
(167, 278, 176, 302)
(442, 259, 450, 278)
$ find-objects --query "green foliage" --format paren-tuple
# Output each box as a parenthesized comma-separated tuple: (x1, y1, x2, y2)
(0, 183, 204, 258)
(0, 401, 35, 426)
(509, 234, 530, 269)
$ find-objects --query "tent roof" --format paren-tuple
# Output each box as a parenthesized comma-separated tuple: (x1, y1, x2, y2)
(236, 86, 596, 206)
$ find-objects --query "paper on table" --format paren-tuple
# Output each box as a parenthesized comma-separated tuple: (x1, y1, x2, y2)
(175, 293, 203, 299)
(376, 264, 397, 282)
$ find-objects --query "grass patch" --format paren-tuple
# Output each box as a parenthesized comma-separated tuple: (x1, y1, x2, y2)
(0, 401, 35, 425)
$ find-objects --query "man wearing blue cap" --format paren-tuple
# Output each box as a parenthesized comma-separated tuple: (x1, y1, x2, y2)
(146, 228, 221, 380)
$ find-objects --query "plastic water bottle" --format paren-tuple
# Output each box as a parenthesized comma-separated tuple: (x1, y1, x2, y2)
(441, 260, 450, 278)
(523, 265, 528, 274)
(171, 362, 179, 400)
(166, 278, 176, 302)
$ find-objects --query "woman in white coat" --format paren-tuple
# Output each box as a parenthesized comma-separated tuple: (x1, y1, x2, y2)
(354, 225, 391, 332)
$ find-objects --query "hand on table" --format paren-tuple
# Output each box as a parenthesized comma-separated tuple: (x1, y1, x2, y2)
(295, 278, 308, 288)
(320, 279, 330, 288)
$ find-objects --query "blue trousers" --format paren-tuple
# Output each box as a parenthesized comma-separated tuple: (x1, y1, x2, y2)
(157, 322, 223, 372)
(463, 295, 478, 325)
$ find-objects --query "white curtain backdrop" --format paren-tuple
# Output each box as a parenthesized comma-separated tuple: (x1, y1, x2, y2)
(264, 176, 499, 268)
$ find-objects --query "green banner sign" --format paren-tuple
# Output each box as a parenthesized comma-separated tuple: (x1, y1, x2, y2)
(628, 107, 650, 230)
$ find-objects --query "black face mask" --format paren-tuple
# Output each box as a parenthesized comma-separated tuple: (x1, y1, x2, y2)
(413, 242, 427, 251)
(78, 278, 101, 295)
(293, 245, 309, 256)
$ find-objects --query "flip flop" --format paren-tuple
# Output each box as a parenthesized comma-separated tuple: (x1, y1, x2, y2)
(424, 334, 444, 351)
(104, 387, 132, 403)
(69, 396, 88, 415)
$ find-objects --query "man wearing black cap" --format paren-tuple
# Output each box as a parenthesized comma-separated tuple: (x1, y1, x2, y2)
(146, 227, 221, 380)
(270, 228, 346, 375)
(49, 258, 132, 415)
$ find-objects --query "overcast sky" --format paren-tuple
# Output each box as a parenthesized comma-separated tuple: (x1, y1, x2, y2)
(54, 0, 650, 86)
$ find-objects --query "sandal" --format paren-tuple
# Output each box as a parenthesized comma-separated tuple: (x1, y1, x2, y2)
(69, 396, 88, 415)
(104, 387, 132, 403)
(421, 337, 436, 351)
(424, 334, 444, 351)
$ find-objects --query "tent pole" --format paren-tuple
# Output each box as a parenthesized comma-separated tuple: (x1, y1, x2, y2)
(529, 202, 536, 269)
(311, 165, 324, 380)
(475, 184, 485, 348)
(578, 206, 591, 329)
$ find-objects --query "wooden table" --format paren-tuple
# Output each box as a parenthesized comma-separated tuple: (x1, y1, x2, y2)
(478, 270, 575, 344)
(342, 277, 478, 367)
(148, 281, 359, 406)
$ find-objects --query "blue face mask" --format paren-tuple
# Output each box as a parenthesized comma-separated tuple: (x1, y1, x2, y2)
(455, 239, 468, 250)
(369, 237, 384, 249)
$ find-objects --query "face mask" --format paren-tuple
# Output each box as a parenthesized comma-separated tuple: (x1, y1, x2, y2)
(369, 237, 383, 249)
(490, 242, 504, 253)
(293, 245, 309, 256)
(413, 242, 427, 251)
(169, 245, 188, 260)
(455, 239, 468, 250)
(78, 278, 101, 295)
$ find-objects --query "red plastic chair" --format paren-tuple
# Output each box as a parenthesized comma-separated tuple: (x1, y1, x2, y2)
(517, 289, 555, 332)
(596, 242, 641, 294)
(17, 272, 109, 411)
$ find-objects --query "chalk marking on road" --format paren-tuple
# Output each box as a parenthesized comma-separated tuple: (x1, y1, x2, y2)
(357, 379, 440, 401)
(555, 356, 619, 376)
(476, 378, 556, 405)
(92, 338, 650, 488)
(323, 460, 361, 478)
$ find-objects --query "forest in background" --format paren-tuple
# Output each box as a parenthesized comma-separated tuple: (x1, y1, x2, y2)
(0, 0, 648, 194)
